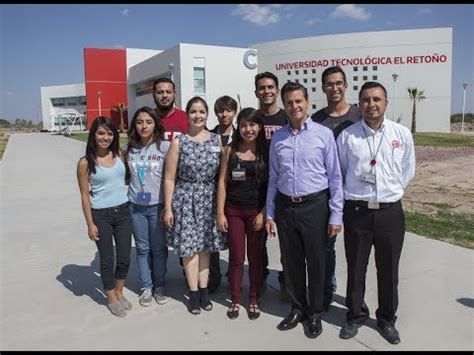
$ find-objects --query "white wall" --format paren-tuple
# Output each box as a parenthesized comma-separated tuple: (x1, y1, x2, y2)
(40, 83, 85, 131)
(178, 43, 258, 129)
(127, 45, 180, 118)
(253, 27, 452, 132)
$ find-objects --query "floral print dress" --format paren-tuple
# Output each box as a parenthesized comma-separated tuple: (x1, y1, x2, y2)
(167, 133, 227, 257)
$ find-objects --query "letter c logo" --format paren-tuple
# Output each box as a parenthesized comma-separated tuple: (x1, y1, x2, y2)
(243, 49, 257, 70)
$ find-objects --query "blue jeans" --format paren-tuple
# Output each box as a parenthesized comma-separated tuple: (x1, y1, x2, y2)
(129, 203, 168, 290)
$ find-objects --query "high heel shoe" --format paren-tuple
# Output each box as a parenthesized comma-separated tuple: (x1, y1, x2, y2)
(199, 287, 213, 311)
(188, 290, 201, 315)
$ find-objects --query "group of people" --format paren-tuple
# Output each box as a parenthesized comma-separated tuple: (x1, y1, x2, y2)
(77, 66, 415, 345)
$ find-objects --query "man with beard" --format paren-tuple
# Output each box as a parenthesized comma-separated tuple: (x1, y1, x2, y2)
(152, 78, 189, 141)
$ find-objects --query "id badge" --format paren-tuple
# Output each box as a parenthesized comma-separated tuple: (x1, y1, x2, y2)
(360, 172, 376, 185)
(231, 168, 246, 181)
(137, 192, 152, 203)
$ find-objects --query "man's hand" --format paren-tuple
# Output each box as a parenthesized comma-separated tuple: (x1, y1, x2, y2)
(266, 219, 277, 237)
(327, 224, 342, 237)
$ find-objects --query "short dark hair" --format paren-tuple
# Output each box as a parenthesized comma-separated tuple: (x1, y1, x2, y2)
(186, 96, 209, 115)
(359, 81, 387, 99)
(280, 82, 308, 103)
(255, 71, 279, 90)
(153, 77, 175, 92)
(214, 95, 238, 115)
(321, 66, 347, 85)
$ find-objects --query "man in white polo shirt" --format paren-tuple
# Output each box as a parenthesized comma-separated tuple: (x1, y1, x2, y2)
(336, 81, 415, 345)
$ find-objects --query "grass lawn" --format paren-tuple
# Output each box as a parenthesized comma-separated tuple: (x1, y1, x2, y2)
(413, 132, 474, 147)
(69, 132, 129, 147)
(405, 210, 473, 249)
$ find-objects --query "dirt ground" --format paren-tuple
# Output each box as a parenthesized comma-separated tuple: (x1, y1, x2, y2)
(403, 145, 474, 215)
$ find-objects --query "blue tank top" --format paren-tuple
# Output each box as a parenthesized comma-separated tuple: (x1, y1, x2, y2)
(89, 157, 128, 209)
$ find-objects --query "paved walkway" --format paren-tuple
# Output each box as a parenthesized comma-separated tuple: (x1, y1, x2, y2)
(1, 133, 472, 350)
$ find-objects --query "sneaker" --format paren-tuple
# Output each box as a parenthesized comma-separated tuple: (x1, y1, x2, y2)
(107, 301, 127, 318)
(118, 294, 133, 311)
(154, 287, 167, 305)
(139, 288, 153, 307)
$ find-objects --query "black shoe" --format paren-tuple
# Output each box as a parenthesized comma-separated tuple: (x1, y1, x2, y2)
(188, 290, 201, 315)
(377, 323, 400, 344)
(226, 303, 240, 319)
(303, 318, 323, 339)
(247, 303, 261, 320)
(276, 311, 305, 331)
(199, 287, 213, 311)
(339, 322, 361, 339)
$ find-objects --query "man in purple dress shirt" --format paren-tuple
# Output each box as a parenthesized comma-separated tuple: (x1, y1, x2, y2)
(265, 82, 344, 339)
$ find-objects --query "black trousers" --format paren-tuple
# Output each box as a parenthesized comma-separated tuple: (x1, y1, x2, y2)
(275, 190, 329, 319)
(343, 200, 405, 327)
(92, 202, 132, 291)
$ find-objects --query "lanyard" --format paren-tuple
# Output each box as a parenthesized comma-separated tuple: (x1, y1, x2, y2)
(362, 125, 385, 171)
(137, 144, 152, 186)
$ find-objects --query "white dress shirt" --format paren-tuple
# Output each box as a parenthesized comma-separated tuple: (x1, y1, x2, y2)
(336, 116, 415, 203)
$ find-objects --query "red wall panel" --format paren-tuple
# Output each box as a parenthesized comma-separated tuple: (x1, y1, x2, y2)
(84, 48, 128, 130)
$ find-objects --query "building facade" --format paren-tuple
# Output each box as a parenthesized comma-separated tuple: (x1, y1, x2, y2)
(253, 27, 452, 132)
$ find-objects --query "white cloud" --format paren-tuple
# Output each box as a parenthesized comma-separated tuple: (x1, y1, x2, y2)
(418, 8, 432, 15)
(330, 4, 370, 21)
(305, 18, 321, 26)
(233, 4, 281, 26)
(7, 92, 13, 96)
(121, 8, 130, 16)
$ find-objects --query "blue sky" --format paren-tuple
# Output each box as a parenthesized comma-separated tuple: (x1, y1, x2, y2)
(1, 4, 473, 123)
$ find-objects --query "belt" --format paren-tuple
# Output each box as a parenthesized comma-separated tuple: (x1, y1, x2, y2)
(277, 189, 328, 204)
(345, 200, 400, 210)
(92, 202, 129, 212)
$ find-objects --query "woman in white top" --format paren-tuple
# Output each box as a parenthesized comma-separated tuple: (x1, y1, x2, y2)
(125, 107, 170, 307)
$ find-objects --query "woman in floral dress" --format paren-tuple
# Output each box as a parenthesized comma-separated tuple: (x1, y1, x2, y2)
(163, 96, 227, 314)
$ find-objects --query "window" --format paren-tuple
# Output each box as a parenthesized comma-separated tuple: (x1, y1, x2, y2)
(312, 69, 316, 74)
(312, 104, 316, 110)
(287, 79, 291, 83)
(353, 76, 358, 81)
(295, 79, 299, 83)
(295, 70, 299, 75)
(312, 78, 316, 83)
(373, 65, 378, 71)
(303, 78, 307, 83)
(363, 66, 368, 71)
(353, 85, 358, 91)
(353, 67, 358, 72)
(287, 71, 291, 76)
(303, 69, 307, 74)
(363, 76, 368, 81)
(372, 75, 378, 80)
(193, 67, 206, 94)
(312, 87, 316, 92)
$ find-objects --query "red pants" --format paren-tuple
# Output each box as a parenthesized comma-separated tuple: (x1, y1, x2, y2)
(225, 205, 265, 304)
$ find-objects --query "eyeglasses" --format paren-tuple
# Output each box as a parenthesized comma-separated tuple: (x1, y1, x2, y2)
(323, 81, 346, 89)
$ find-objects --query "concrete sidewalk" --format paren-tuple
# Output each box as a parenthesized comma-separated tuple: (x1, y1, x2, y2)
(0, 133, 472, 351)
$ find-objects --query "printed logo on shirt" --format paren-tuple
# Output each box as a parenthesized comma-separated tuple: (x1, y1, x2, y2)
(391, 140, 405, 149)
(164, 131, 183, 141)
(264, 125, 284, 140)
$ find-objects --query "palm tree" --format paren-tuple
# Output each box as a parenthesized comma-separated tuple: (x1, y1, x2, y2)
(407, 87, 426, 134)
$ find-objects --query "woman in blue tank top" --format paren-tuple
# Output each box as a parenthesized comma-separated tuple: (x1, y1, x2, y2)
(77, 116, 132, 318)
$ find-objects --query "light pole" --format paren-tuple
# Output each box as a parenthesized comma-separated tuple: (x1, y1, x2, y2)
(461, 82, 468, 132)
(97, 91, 102, 116)
(168, 63, 174, 82)
(392, 73, 399, 120)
